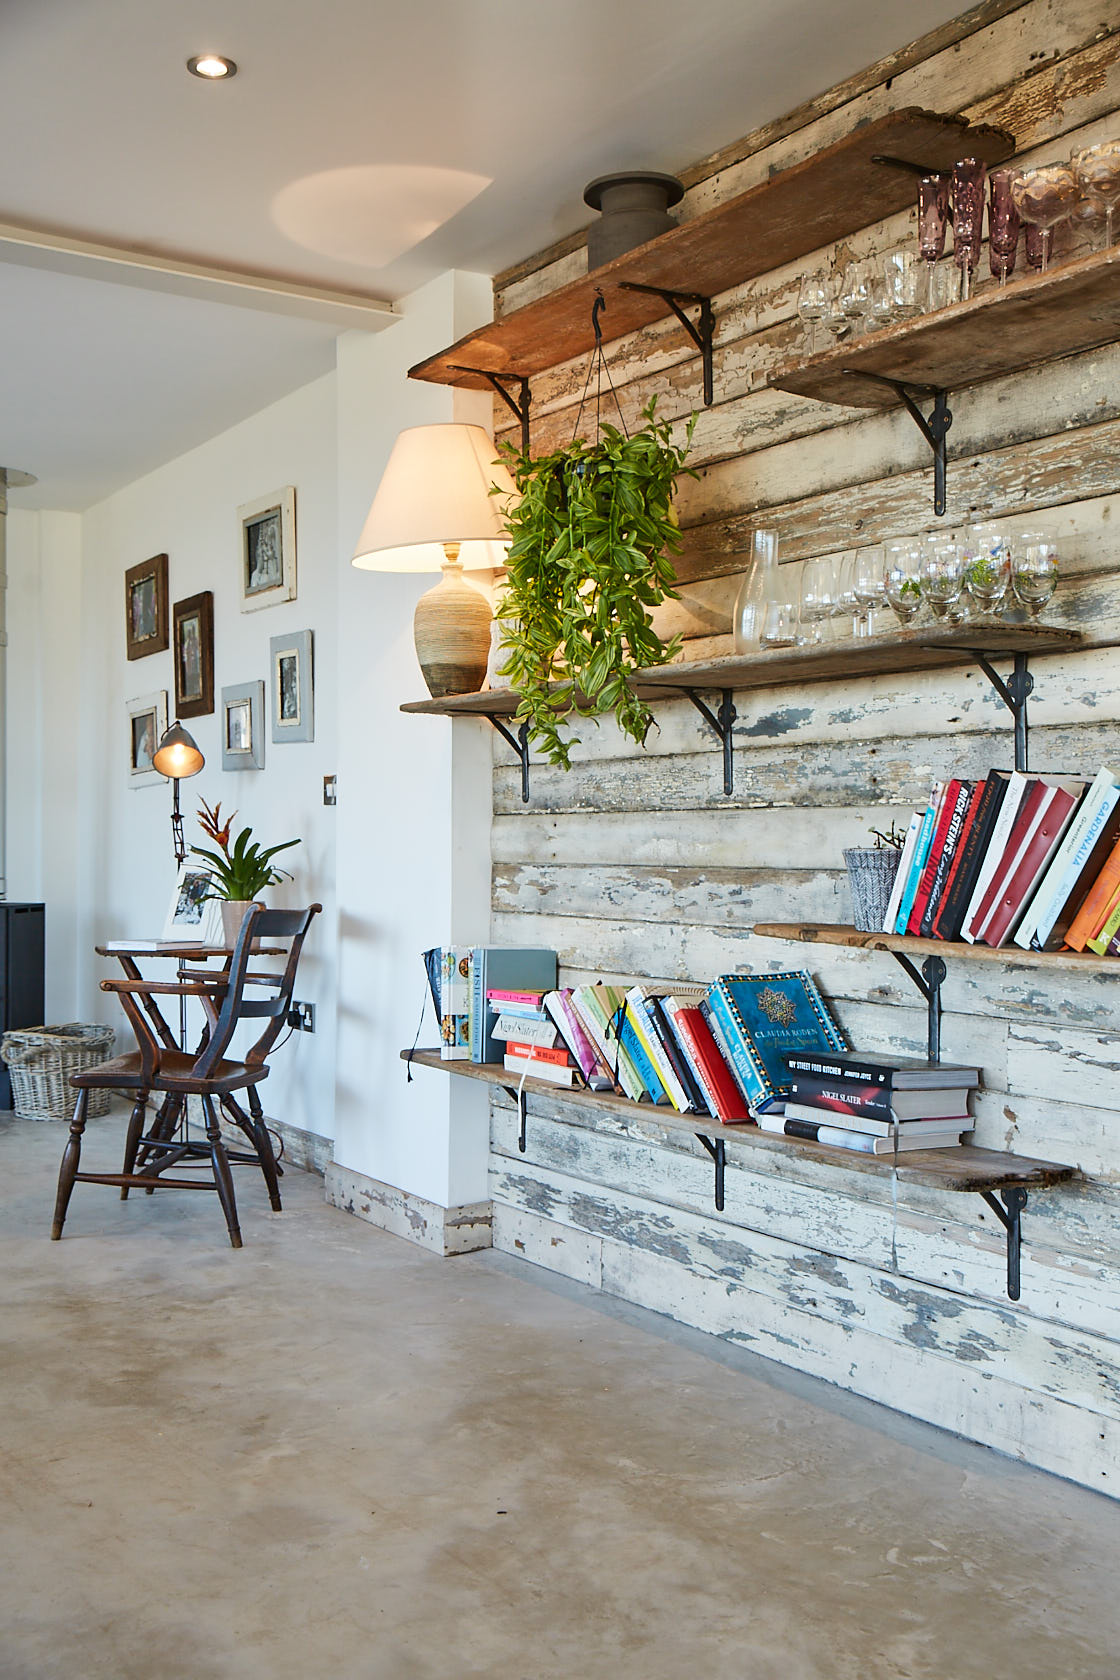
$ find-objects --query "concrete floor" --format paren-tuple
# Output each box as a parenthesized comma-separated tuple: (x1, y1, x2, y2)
(3, 1114, 1120, 1680)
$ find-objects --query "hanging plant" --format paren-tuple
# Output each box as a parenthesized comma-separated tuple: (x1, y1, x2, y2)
(495, 396, 697, 770)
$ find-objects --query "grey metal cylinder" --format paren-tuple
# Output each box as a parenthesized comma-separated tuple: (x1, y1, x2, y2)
(583, 171, 684, 268)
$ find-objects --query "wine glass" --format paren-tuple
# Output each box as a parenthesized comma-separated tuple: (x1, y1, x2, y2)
(883, 541, 924, 625)
(920, 534, 964, 619)
(961, 524, 1010, 616)
(917, 174, 949, 309)
(952, 158, 987, 301)
(1071, 143, 1120, 248)
(798, 556, 836, 646)
(1011, 533, 1059, 617)
(838, 262, 871, 334)
(1012, 165, 1079, 272)
(988, 169, 1021, 284)
(891, 250, 923, 320)
(798, 270, 830, 354)
(852, 546, 886, 633)
(833, 550, 859, 636)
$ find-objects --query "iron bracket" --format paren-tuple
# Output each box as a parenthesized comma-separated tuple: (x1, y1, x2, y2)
(980, 1185, 1028, 1300)
(681, 688, 737, 795)
(697, 1133, 726, 1211)
(488, 716, 531, 803)
(890, 951, 946, 1064)
(452, 367, 531, 455)
(959, 650, 1033, 773)
(618, 282, 715, 406)
(841, 370, 952, 516)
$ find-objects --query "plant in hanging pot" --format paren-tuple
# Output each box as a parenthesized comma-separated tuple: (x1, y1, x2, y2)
(191, 799, 300, 947)
(495, 396, 696, 770)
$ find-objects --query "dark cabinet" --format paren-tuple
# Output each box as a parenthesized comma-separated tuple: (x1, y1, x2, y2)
(0, 903, 45, 1108)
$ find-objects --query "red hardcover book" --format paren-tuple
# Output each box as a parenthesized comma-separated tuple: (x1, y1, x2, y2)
(978, 785, 1081, 947)
(967, 778, 1045, 940)
(907, 780, 960, 935)
(920, 779, 974, 937)
(504, 1040, 573, 1068)
(668, 1005, 750, 1123)
(932, 779, 986, 939)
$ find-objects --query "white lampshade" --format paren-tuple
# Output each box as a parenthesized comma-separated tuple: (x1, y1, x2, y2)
(351, 422, 516, 573)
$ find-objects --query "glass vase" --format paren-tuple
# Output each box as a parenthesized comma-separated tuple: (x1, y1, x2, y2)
(733, 530, 793, 651)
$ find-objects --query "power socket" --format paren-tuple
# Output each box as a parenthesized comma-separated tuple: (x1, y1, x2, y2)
(290, 1000, 315, 1033)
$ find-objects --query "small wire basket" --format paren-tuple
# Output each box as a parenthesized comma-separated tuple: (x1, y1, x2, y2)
(843, 847, 903, 933)
(1, 1023, 116, 1121)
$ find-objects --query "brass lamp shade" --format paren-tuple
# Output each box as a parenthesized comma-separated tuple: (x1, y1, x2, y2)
(152, 722, 204, 780)
(351, 423, 516, 697)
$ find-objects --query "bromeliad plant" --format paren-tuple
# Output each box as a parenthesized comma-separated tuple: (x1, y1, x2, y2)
(495, 397, 697, 770)
(191, 799, 300, 901)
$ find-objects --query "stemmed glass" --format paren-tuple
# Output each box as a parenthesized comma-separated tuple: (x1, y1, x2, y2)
(891, 250, 923, 320)
(952, 158, 987, 301)
(988, 169, 1021, 284)
(1012, 165, 1080, 272)
(852, 547, 886, 635)
(838, 262, 872, 335)
(883, 541, 924, 626)
(961, 525, 1010, 616)
(833, 551, 859, 636)
(1071, 143, 1120, 248)
(798, 556, 837, 646)
(917, 175, 949, 309)
(798, 271, 830, 353)
(920, 534, 964, 620)
(1011, 534, 1059, 617)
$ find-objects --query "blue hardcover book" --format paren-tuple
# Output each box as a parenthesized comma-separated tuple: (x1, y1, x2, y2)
(618, 1011, 668, 1104)
(707, 971, 846, 1114)
(469, 947, 557, 1063)
(894, 786, 940, 934)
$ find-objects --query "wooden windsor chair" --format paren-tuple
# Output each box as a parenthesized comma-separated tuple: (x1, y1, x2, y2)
(51, 903, 321, 1248)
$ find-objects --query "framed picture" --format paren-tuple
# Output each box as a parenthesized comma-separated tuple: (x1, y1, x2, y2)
(161, 863, 223, 946)
(238, 487, 296, 612)
(221, 681, 266, 771)
(126, 690, 168, 788)
(270, 629, 314, 743)
(125, 553, 169, 660)
(173, 591, 214, 718)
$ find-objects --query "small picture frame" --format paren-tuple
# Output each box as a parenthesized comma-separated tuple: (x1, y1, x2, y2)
(270, 629, 314, 742)
(221, 681, 266, 771)
(127, 690, 168, 788)
(161, 862, 223, 946)
(125, 553, 169, 660)
(173, 591, 214, 718)
(239, 488, 296, 612)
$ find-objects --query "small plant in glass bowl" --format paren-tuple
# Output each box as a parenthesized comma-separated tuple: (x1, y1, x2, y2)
(961, 526, 1010, 616)
(191, 799, 300, 946)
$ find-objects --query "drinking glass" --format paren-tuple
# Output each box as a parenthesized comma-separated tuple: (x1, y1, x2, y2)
(917, 174, 949, 308)
(838, 262, 872, 334)
(961, 524, 1010, 615)
(1012, 165, 1079, 272)
(852, 546, 886, 632)
(1071, 143, 1120, 247)
(920, 534, 964, 619)
(988, 169, 1021, 284)
(883, 540, 924, 625)
(1011, 533, 1059, 617)
(1024, 222, 1046, 271)
(833, 550, 859, 635)
(952, 158, 987, 300)
(890, 250, 924, 320)
(798, 270, 830, 353)
(867, 271, 898, 332)
(798, 556, 837, 645)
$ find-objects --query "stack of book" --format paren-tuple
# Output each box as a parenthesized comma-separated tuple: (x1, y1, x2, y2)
(773, 1049, 980, 1154)
(488, 989, 581, 1086)
(880, 764, 1120, 952)
(434, 946, 558, 1062)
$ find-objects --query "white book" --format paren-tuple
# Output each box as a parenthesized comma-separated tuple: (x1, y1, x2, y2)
(502, 1052, 578, 1087)
(882, 813, 922, 933)
(491, 1012, 560, 1048)
(1015, 768, 1120, 950)
(960, 771, 1028, 943)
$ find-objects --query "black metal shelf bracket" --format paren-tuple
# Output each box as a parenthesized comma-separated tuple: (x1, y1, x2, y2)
(488, 717, 532, 803)
(965, 650, 1032, 773)
(681, 688, 737, 795)
(980, 1186, 1028, 1300)
(890, 951, 947, 1063)
(841, 370, 953, 516)
(618, 282, 715, 406)
(697, 1134, 726, 1211)
(452, 367, 531, 455)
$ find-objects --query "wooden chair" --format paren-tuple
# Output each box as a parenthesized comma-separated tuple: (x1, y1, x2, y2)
(51, 903, 321, 1248)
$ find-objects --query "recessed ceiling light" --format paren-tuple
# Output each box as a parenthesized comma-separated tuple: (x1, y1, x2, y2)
(187, 54, 237, 80)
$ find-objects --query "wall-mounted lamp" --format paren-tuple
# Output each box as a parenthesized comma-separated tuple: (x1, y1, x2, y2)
(351, 423, 515, 698)
(152, 722, 205, 864)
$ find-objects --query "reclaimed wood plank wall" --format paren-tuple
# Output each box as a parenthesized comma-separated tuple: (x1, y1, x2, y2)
(483, 0, 1120, 1495)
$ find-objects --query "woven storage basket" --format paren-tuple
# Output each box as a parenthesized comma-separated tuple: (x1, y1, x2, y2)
(1, 1023, 116, 1121)
(843, 847, 903, 933)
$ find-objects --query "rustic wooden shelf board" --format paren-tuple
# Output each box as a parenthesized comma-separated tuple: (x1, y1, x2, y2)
(401, 1048, 1074, 1192)
(409, 110, 1013, 392)
(769, 246, 1120, 409)
(753, 920, 1120, 976)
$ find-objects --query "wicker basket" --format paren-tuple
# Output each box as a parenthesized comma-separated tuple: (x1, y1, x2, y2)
(843, 847, 903, 933)
(1, 1023, 116, 1121)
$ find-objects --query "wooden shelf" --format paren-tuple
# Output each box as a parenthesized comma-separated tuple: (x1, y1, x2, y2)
(769, 246, 1120, 410)
(399, 623, 1083, 720)
(408, 109, 1013, 394)
(753, 921, 1120, 975)
(402, 1048, 1074, 1195)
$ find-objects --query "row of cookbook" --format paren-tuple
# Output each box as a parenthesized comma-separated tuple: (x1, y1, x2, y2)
(882, 763, 1120, 952)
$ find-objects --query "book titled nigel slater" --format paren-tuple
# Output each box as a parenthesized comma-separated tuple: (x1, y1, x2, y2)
(706, 971, 845, 1113)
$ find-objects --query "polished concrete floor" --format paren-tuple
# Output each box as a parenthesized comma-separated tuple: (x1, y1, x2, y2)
(3, 1111, 1119, 1680)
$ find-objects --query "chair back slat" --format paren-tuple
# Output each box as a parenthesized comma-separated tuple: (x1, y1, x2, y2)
(192, 904, 321, 1077)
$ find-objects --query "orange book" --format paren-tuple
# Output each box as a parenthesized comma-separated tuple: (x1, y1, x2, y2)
(504, 1040, 572, 1068)
(1063, 833, 1120, 950)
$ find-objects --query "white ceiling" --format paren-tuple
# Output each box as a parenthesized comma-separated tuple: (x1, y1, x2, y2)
(1, 0, 970, 510)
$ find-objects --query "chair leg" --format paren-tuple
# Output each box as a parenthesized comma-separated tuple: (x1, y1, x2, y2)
(52, 1088, 90, 1239)
(246, 1084, 282, 1177)
(140, 1093, 182, 1193)
(120, 1091, 152, 1198)
(223, 1093, 282, 1213)
(202, 1094, 242, 1249)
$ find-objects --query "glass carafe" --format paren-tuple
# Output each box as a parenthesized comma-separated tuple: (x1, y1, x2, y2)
(733, 530, 794, 651)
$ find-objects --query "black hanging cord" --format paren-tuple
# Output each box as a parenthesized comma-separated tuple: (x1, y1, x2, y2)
(571, 291, 628, 445)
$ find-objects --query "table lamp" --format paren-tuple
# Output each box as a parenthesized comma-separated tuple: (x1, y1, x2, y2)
(351, 423, 515, 697)
(153, 722, 205, 864)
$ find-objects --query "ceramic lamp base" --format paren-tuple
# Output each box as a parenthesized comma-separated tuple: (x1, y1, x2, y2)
(414, 560, 492, 697)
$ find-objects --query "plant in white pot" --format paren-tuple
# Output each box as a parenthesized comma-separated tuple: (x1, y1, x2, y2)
(192, 799, 300, 946)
